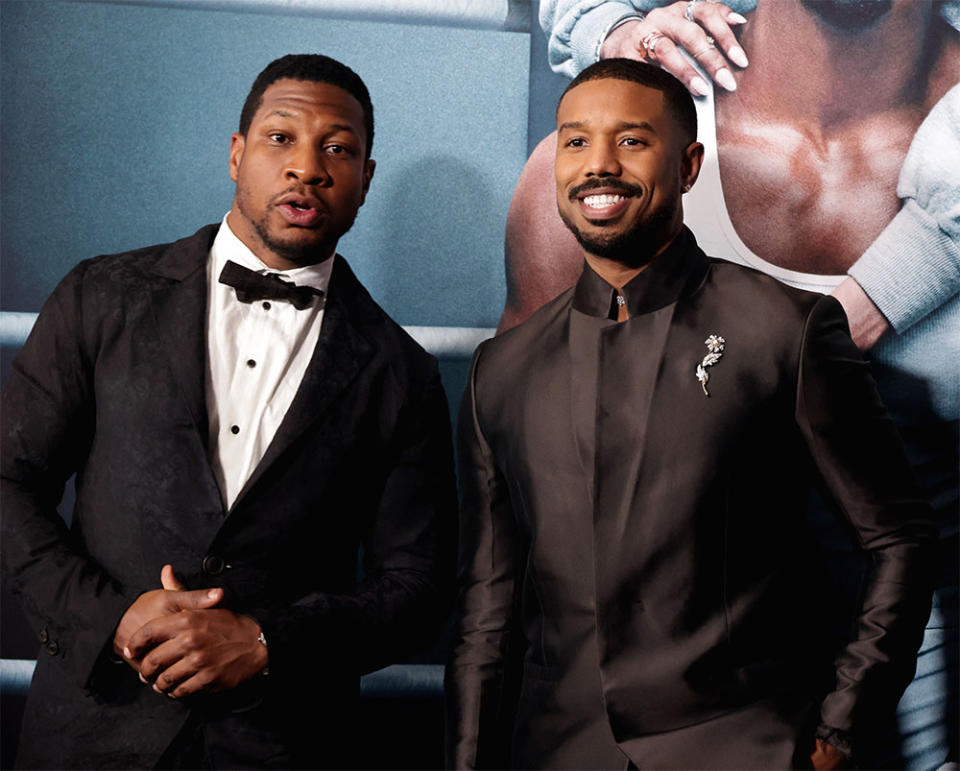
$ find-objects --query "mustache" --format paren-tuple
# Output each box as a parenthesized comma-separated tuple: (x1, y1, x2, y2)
(270, 187, 329, 211)
(568, 178, 644, 200)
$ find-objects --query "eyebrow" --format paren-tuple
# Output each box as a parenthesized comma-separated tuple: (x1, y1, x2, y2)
(558, 120, 657, 133)
(263, 111, 358, 136)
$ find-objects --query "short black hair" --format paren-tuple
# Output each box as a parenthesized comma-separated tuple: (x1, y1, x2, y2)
(239, 54, 374, 158)
(559, 59, 697, 147)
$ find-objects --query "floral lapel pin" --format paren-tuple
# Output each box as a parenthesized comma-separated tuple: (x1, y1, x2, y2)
(695, 334, 725, 396)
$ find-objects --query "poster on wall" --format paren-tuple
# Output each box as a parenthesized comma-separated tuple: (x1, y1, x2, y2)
(504, 3, 958, 767)
(507, 0, 958, 529)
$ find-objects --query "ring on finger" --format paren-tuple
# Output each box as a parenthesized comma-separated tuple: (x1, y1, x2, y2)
(692, 36, 716, 59)
(685, 0, 706, 23)
(640, 31, 666, 62)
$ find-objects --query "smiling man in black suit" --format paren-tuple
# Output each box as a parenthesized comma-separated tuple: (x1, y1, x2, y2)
(2, 54, 456, 769)
(446, 59, 935, 770)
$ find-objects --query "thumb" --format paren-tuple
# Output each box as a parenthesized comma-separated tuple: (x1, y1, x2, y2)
(160, 564, 186, 591)
(172, 586, 224, 611)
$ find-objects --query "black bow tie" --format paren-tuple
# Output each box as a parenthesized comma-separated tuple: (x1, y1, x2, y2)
(218, 260, 323, 310)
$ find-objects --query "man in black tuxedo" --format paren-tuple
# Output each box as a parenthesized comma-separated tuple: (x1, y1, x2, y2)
(2, 54, 457, 768)
(446, 59, 935, 770)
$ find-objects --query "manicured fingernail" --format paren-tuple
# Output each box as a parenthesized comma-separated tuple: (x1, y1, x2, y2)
(716, 68, 737, 91)
(690, 76, 710, 96)
(124, 647, 132, 658)
(729, 46, 748, 68)
(207, 589, 219, 599)
(728, 12, 748, 24)
(139, 673, 148, 684)
(153, 684, 163, 694)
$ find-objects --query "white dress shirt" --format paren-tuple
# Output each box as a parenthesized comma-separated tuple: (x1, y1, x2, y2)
(206, 215, 333, 509)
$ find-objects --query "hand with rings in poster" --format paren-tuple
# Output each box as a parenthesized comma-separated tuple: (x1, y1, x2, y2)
(600, 0, 749, 96)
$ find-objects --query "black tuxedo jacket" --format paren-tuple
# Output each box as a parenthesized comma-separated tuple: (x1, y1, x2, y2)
(446, 230, 935, 769)
(1, 224, 457, 768)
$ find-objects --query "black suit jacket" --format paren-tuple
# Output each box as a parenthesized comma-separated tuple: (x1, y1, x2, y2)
(446, 230, 935, 769)
(1, 224, 457, 768)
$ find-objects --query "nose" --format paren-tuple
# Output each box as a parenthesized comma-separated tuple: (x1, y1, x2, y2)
(583, 141, 620, 178)
(284, 145, 329, 186)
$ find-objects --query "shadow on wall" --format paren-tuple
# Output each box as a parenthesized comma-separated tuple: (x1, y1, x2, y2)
(367, 155, 501, 327)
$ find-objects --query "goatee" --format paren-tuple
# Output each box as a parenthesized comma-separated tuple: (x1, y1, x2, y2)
(249, 215, 353, 265)
(558, 199, 674, 269)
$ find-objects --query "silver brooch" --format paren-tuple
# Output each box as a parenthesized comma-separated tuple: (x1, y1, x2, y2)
(695, 334, 725, 396)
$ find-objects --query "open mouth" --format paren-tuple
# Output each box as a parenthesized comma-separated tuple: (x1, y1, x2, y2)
(277, 198, 326, 227)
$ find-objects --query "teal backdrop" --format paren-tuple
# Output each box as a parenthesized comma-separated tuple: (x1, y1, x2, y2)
(0, 2, 567, 766)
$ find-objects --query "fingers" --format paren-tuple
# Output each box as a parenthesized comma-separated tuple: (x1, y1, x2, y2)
(145, 645, 213, 699)
(146, 648, 218, 699)
(160, 563, 185, 591)
(113, 588, 166, 657)
(170, 586, 223, 612)
(135, 610, 265, 699)
(642, 34, 712, 96)
(160, 564, 222, 611)
(164, 669, 218, 699)
(688, 0, 749, 69)
(646, 8, 738, 93)
(138, 636, 188, 685)
(124, 613, 182, 660)
(124, 590, 223, 666)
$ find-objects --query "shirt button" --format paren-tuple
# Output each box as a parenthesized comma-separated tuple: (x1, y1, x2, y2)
(262, 301, 271, 310)
(247, 359, 256, 368)
(231, 425, 240, 435)
(45, 640, 60, 656)
(39, 627, 49, 644)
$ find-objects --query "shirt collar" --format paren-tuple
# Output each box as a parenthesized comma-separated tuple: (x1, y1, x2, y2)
(572, 227, 709, 319)
(210, 213, 334, 295)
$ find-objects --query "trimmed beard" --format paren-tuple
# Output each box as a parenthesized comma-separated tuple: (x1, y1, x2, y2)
(236, 187, 357, 266)
(557, 199, 675, 270)
(249, 216, 353, 265)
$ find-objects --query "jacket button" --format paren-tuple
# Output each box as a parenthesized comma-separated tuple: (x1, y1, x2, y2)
(39, 627, 49, 644)
(202, 554, 225, 576)
(45, 640, 59, 656)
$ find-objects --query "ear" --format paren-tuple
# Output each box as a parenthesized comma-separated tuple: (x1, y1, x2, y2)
(359, 159, 376, 205)
(229, 132, 245, 183)
(681, 141, 704, 193)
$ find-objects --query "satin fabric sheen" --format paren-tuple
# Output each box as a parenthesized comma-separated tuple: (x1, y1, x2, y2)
(446, 229, 935, 769)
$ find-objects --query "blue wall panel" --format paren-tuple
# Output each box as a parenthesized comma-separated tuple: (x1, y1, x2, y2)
(1, 0, 529, 328)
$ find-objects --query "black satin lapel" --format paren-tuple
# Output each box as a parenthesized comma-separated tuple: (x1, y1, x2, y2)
(150, 265, 210, 439)
(594, 303, 677, 545)
(231, 289, 375, 508)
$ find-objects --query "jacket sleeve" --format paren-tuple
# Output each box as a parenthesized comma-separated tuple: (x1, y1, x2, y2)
(848, 84, 960, 335)
(247, 362, 459, 683)
(541, 0, 646, 77)
(444, 344, 522, 769)
(1, 264, 141, 691)
(794, 295, 937, 757)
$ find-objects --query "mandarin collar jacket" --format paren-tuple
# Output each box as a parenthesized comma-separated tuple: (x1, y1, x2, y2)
(447, 228, 935, 769)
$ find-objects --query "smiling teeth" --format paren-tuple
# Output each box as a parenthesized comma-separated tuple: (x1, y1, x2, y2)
(583, 194, 625, 208)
